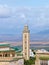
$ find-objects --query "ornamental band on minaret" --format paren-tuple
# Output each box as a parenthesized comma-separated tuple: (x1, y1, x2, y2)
(23, 25, 30, 60)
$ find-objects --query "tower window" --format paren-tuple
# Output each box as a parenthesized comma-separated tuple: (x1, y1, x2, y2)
(25, 47, 27, 49)
(25, 53, 26, 55)
(25, 35, 27, 38)
(25, 41, 27, 43)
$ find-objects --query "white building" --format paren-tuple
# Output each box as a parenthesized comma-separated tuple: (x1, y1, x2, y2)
(30, 49, 34, 57)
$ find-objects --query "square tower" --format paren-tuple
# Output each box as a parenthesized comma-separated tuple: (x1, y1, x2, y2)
(23, 25, 30, 60)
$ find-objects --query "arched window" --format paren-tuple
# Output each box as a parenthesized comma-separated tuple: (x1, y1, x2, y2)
(25, 53, 27, 55)
(5, 54, 7, 57)
(25, 41, 27, 43)
(25, 35, 27, 38)
(25, 47, 27, 49)
(0, 54, 2, 57)
(12, 54, 15, 57)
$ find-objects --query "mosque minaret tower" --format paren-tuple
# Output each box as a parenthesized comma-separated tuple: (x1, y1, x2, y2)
(23, 25, 30, 60)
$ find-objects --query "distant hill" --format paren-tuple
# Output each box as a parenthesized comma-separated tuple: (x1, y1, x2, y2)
(12, 43, 49, 51)
(0, 34, 22, 42)
(0, 29, 49, 42)
(30, 29, 49, 41)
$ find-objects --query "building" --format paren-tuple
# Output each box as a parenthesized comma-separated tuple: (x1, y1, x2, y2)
(35, 49, 49, 65)
(0, 25, 30, 65)
(30, 49, 34, 57)
(23, 25, 30, 60)
(0, 42, 24, 65)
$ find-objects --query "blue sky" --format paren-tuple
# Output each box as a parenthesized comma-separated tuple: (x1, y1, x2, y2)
(0, 0, 49, 7)
(0, 0, 49, 41)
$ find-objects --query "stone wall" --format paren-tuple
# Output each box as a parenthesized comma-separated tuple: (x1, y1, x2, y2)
(0, 59, 24, 65)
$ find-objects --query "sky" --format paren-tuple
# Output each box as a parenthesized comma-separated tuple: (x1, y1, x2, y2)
(0, 0, 49, 41)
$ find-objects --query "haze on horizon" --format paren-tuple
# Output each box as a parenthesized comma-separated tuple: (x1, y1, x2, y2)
(0, 0, 49, 42)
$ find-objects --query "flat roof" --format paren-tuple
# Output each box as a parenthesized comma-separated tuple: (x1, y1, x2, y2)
(0, 49, 15, 52)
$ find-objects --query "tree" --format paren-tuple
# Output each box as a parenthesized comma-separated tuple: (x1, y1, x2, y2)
(24, 57, 36, 65)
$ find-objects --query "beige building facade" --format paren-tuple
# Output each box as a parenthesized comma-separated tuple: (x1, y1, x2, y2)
(0, 25, 30, 65)
(0, 43, 24, 65)
(35, 50, 49, 65)
(23, 25, 30, 60)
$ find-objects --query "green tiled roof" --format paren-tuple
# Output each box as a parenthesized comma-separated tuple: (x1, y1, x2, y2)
(0, 44, 10, 47)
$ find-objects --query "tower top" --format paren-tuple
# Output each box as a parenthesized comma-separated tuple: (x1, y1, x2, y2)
(23, 25, 30, 33)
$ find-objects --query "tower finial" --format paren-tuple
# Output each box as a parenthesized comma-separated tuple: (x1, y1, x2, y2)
(23, 24, 29, 33)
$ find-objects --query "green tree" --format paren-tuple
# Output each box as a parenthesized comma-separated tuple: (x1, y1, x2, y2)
(24, 57, 36, 65)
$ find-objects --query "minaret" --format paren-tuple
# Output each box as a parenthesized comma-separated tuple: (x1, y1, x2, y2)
(23, 25, 30, 60)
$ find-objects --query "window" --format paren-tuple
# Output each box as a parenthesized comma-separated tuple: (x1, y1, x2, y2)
(25, 35, 27, 38)
(5, 54, 7, 57)
(0, 54, 2, 57)
(12, 54, 15, 57)
(40, 60, 48, 65)
(25, 53, 26, 55)
(25, 47, 27, 49)
(25, 41, 27, 43)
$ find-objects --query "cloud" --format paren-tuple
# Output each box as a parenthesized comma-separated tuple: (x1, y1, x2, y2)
(0, 6, 49, 34)
(20, 14, 26, 19)
(0, 5, 12, 18)
(13, 6, 49, 33)
(0, 6, 49, 41)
